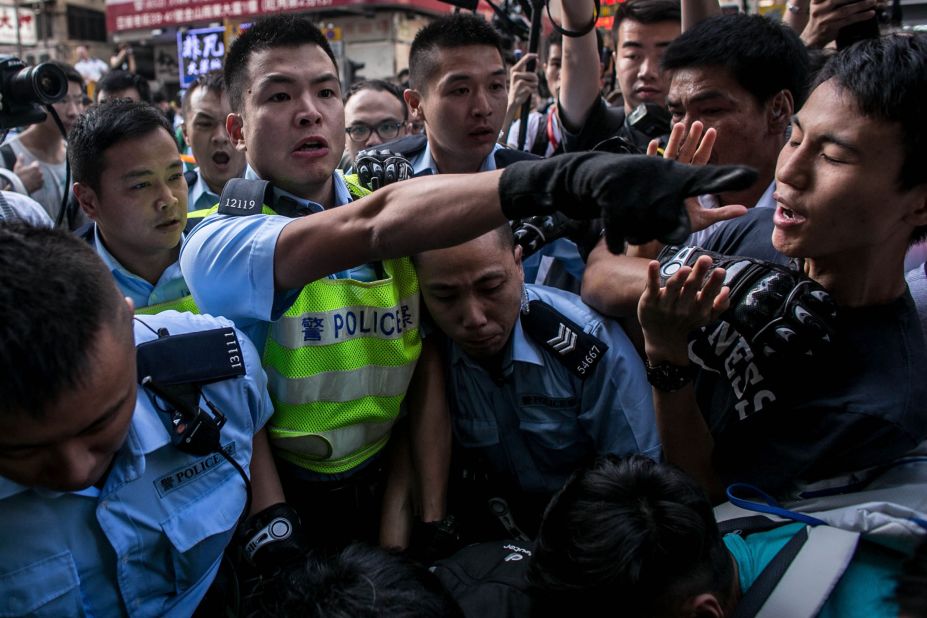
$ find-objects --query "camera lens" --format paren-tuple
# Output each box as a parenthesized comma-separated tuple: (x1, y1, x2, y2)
(8, 62, 68, 105)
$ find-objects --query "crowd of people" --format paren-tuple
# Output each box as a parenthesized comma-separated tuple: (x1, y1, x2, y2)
(1, 0, 926, 616)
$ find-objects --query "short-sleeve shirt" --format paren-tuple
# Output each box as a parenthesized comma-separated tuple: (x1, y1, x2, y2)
(446, 284, 660, 495)
(0, 311, 273, 617)
(75, 57, 109, 83)
(180, 171, 368, 350)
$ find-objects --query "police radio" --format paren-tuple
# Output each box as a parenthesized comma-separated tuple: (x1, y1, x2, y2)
(140, 376, 226, 456)
(136, 325, 245, 455)
(135, 321, 253, 523)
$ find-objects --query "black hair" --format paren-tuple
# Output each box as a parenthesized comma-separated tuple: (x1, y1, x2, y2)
(528, 455, 734, 616)
(181, 70, 227, 120)
(97, 69, 151, 103)
(0, 224, 125, 420)
(543, 31, 563, 63)
(412, 225, 513, 267)
(224, 15, 337, 112)
(662, 14, 810, 108)
(47, 60, 84, 88)
(68, 99, 174, 193)
(344, 79, 407, 120)
(612, 0, 681, 42)
(814, 34, 926, 194)
(252, 543, 464, 617)
(408, 13, 505, 91)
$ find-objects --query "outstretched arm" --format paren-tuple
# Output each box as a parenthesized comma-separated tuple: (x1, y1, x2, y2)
(272, 150, 756, 292)
(273, 171, 509, 291)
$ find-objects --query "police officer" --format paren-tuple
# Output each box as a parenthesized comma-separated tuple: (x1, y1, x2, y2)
(414, 228, 660, 537)
(382, 13, 590, 293)
(0, 224, 289, 616)
(71, 100, 204, 314)
(181, 72, 247, 212)
(180, 12, 755, 549)
(395, 13, 534, 176)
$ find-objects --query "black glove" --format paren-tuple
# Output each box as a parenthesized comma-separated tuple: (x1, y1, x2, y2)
(354, 148, 414, 191)
(408, 515, 464, 563)
(498, 153, 757, 250)
(239, 503, 308, 574)
(510, 213, 589, 258)
(658, 246, 838, 362)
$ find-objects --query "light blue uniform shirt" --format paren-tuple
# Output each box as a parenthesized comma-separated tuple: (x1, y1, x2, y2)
(187, 169, 221, 213)
(94, 225, 191, 310)
(180, 170, 371, 351)
(446, 284, 660, 495)
(0, 312, 273, 617)
(409, 141, 501, 175)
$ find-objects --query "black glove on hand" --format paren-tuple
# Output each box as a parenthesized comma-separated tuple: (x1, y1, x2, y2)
(409, 515, 463, 563)
(511, 213, 588, 258)
(354, 148, 414, 191)
(658, 246, 838, 362)
(498, 152, 757, 250)
(239, 503, 308, 574)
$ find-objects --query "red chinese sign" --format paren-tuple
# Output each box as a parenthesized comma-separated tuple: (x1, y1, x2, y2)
(107, 0, 454, 32)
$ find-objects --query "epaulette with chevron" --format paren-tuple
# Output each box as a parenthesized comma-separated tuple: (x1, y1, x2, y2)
(520, 300, 609, 380)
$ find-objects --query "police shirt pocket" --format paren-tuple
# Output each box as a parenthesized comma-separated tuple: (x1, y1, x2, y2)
(453, 418, 501, 449)
(0, 552, 86, 617)
(160, 472, 245, 594)
(517, 401, 586, 471)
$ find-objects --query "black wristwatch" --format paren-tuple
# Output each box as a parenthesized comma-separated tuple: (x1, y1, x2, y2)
(645, 359, 694, 392)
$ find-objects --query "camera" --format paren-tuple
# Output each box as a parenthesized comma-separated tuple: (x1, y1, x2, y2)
(0, 56, 68, 130)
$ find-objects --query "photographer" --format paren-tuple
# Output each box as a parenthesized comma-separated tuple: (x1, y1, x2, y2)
(110, 42, 136, 73)
(0, 60, 86, 229)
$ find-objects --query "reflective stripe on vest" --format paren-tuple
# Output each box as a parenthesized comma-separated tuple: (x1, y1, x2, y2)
(265, 257, 421, 473)
(257, 176, 422, 474)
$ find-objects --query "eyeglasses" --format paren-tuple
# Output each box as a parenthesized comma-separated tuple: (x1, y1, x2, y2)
(345, 121, 404, 143)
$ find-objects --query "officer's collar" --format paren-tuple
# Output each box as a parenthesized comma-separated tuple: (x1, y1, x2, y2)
(448, 308, 544, 370)
(417, 141, 500, 175)
(244, 166, 354, 216)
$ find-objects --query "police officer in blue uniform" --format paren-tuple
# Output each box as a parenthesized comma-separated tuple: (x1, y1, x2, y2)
(380, 13, 589, 294)
(414, 228, 661, 538)
(0, 224, 294, 616)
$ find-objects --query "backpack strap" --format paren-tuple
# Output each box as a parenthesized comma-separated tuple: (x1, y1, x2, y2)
(732, 525, 860, 618)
